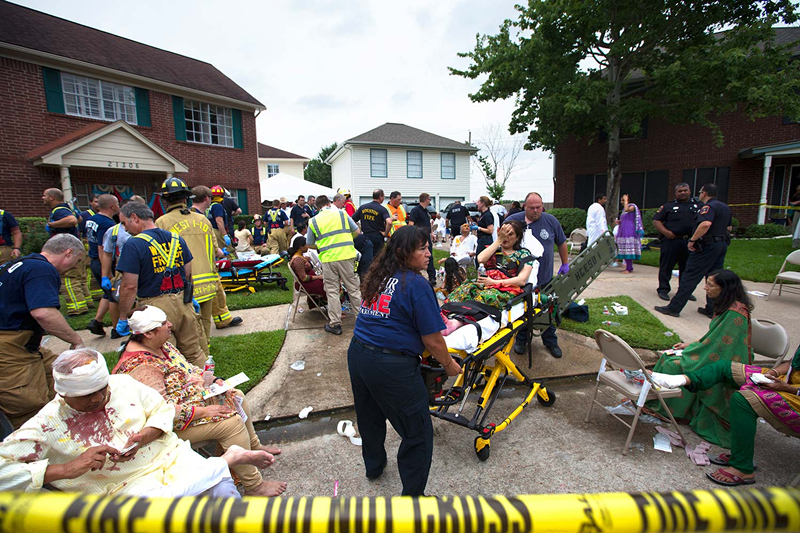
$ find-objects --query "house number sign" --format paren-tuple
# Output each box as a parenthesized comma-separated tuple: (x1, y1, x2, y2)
(108, 161, 140, 169)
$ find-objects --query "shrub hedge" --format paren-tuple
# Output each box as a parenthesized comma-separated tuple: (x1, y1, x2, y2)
(743, 223, 790, 239)
(547, 208, 586, 236)
(18, 217, 49, 255)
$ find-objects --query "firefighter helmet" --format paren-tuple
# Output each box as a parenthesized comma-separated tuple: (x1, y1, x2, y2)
(211, 185, 226, 197)
(159, 177, 192, 198)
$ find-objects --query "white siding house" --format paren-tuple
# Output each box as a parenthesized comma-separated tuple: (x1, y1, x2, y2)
(326, 123, 477, 209)
(257, 143, 310, 181)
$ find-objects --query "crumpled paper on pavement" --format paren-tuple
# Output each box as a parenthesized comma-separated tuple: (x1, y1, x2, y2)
(337, 420, 362, 446)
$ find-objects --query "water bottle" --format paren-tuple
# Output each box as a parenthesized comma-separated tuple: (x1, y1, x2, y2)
(602, 321, 620, 327)
(478, 263, 487, 277)
(204, 354, 216, 386)
(603, 305, 611, 315)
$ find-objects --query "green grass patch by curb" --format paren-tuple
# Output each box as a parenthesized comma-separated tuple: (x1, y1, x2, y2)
(560, 295, 680, 351)
(636, 238, 798, 283)
(103, 329, 286, 394)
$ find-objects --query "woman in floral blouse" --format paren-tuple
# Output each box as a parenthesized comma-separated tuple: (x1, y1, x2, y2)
(113, 305, 287, 497)
(447, 220, 536, 308)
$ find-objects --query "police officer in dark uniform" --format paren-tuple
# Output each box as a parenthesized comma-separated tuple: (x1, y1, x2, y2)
(655, 183, 731, 318)
(653, 183, 701, 301)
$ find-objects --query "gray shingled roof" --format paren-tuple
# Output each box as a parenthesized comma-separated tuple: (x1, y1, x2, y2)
(345, 123, 477, 151)
(257, 143, 309, 160)
(0, 1, 264, 108)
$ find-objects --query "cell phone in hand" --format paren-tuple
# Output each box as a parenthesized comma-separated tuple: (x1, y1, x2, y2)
(119, 443, 138, 455)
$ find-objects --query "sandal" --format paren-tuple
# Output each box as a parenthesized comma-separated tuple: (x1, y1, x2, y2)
(709, 453, 757, 470)
(706, 468, 756, 487)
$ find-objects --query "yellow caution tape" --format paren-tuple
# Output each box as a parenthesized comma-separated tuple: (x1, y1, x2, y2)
(641, 203, 800, 212)
(0, 487, 798, 533)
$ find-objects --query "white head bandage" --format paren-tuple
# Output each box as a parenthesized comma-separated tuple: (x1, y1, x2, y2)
(53, 350, 110, 397)
(129, 306, 168, 335)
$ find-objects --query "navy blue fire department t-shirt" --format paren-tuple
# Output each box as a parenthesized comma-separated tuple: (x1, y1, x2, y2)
(0, 210, 19, 247)
(0, 254, 61, 331)
(86, 213, 116, 259)
(116, 228, 193, 298)
(354, 269, 445, 356)
(207, 202, 226, 230)
(49, 203, 79, 237)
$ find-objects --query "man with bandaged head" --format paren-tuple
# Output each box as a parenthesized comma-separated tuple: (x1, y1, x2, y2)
(0, 348, 272, 496)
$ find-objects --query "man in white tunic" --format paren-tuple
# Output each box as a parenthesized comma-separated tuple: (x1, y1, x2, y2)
(586, 194, 608, 245)
(0, 348, 272, 497)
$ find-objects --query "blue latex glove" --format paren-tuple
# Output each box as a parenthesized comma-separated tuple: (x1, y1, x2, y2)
(557, 264, 570, 275)
(223, 235, 231, 246)
(115, 319, 130, 337)
(45, 223, 52, 235)
(101, 276, 112, 291)
(470, 224, 479, 231)
(192, 298, 200, 313)
(223, 249, 230, 256)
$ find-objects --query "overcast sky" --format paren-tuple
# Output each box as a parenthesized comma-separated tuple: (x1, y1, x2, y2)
(20, 0, 554, 201)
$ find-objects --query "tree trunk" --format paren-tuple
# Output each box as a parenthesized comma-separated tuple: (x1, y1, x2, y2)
(605, 55, 623, 226)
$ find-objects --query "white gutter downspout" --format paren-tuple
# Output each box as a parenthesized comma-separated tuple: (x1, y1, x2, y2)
(59, 166, 73, 203)
(758, 154, 772, 225)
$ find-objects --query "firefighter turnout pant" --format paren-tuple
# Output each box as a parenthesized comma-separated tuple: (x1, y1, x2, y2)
(0, 246, 13, 263)
(211, 279, 234, 329)
(60, 263, 90, 315)
(0, 330, 57, 429)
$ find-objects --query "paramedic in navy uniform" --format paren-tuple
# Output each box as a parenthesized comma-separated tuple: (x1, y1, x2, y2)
(348, 225, 461, 496)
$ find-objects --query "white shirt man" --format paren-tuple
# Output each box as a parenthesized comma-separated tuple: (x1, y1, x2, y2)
(450, 227, 478, 267)
(586, 194, 608, 245)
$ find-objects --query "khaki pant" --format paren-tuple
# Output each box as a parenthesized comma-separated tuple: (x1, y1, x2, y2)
(322, 258, 361, 327)
(253, 244, 269, 255)
(60, 264, 90, 315)
(0, 330, 57, 428)
(198, 298, 213, 352)
(140, 293, 206, 368)
(266, 228, 291, 255)
(177, 391, 263, 490)
(211, 279, 234, 329)
(87, 263, 102, 301)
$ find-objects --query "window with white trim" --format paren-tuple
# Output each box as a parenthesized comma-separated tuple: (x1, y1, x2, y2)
(267, 164, 280, 178)
(184, 100, 234, 147)
(407, 151, 422, 179)
(441, 152, 456, 179)
(61, 73, 137, 124)
(370, 149, 387, 177)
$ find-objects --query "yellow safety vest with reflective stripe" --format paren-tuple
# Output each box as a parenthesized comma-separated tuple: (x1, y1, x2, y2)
(309, 207, 356, 263)
(386, 203, 407, 235)
(156, 206, 218, 303)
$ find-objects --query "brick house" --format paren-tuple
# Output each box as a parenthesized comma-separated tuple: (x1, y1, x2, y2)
(553, 27, 800, 227)
(0, 1, 265, 216)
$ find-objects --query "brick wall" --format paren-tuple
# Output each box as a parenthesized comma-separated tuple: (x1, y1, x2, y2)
(554, 110, 800, 225)
(0, 57, 261, 216)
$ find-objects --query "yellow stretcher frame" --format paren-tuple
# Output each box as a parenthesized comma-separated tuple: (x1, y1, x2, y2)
(218, 256, 288, 294)
(425, 288, 556, 461)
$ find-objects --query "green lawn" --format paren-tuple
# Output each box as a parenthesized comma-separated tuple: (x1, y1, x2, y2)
(102, 329, 285, 394)
(63, 263, 295, 330)
(636, 238, 798, 283)
(560, 295, 681, 351)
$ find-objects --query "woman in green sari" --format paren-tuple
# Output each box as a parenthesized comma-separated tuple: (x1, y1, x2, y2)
(648, 270, 754, 448)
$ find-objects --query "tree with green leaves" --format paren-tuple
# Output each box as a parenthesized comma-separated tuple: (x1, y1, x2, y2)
(451, 0, 800, 223)
(305, 143, 338, 188)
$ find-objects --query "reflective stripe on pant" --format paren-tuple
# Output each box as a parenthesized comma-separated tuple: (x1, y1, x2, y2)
(60, 265, 89, 314)
(176, 391, 263, 491)
(322, 258, 362, 327)
(684, 361, 758, 474)
(211, 279, 233, 328)
(139, 293, 206, 368)
(0, 330, 57, 428)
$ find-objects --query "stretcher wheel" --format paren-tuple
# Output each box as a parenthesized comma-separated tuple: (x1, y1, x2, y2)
(474, 437, 490, 461)
(537, 388, 556, 407)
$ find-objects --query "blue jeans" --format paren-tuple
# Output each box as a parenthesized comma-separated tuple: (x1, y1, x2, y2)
(347, 337, 433, 496)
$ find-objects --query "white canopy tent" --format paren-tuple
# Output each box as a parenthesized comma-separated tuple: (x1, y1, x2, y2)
(259, 172, 336, 203)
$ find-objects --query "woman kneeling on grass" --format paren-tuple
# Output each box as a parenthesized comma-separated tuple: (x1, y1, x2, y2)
(650, 344, 800, 486)
(647, 270, 753, 449)
(113, 305, 287, 496)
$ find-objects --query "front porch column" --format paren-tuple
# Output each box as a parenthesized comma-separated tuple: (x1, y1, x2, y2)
(757, 155, 772, 225)
(59, 166, 73, 203)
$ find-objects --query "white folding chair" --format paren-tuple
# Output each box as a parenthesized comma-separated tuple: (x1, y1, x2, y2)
(585, 329, 686, 455)
(568, 228, 588, 257)
(766, 249, 800, 300)
(287, 264, 328, 323)
(750, 318, 790, 368)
